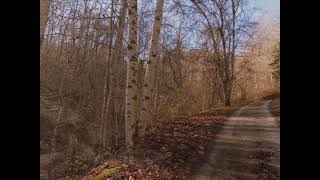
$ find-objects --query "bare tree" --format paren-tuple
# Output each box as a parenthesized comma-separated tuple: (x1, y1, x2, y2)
(100, 0, 115, 148)
(125, 0, 139, 159)
(138, 0, 165, 141)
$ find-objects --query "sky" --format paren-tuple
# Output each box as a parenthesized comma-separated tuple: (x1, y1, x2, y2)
(251, 0, 279, 10)
(249, 0, 280, 23)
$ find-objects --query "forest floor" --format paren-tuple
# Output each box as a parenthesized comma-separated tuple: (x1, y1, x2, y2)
(56, 107, 237, 179)
(53, 97, 280, 180)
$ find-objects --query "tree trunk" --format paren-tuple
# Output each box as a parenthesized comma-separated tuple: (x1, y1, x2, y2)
(138, 0, 165, 141)
(100, 0, 115, 147)
(125, 0, 139, 159)
(224, 82, 231, 106)
(113, 0, 128, 147)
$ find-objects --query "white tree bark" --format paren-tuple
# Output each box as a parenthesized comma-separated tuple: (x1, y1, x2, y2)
(138, 0, 165, 140)
(125, 0, 139, 158)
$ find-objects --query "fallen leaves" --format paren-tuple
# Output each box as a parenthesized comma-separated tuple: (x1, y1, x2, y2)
(198, 146, 205, 150)
(79, 115, 227, 179)
(248, 146, 279, 180)
(92, 167, 119, 180)
(251, 162, 279, 180)
(198, 150, 205, 155)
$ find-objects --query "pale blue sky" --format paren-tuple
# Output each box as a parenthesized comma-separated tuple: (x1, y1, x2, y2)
(249, 0, 280, 21)
(251, 0, 279, 9)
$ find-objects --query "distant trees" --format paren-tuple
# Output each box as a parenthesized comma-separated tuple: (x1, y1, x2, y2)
(186, 0, 252, 106)
(40, 0, 52, 45)
(243, 20, 279, 93)
(270, 41, 280, 84)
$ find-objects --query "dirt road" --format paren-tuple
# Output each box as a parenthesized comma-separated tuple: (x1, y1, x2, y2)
(193, 100, 280, 180)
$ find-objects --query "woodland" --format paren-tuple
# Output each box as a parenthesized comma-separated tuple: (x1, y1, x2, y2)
(40, 0, 280, 179)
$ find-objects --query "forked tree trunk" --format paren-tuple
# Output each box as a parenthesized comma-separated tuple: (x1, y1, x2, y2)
(125, 0, 139, 159)
(138, 0, 165, 140)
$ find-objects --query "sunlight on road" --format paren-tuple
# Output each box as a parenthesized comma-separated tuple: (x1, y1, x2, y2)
(194, 100, 280, 180)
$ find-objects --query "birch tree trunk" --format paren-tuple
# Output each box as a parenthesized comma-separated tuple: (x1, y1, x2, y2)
(138, 0, 164, 140)
(114, 0, 128, 61)
(125, 0, 139, 158)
